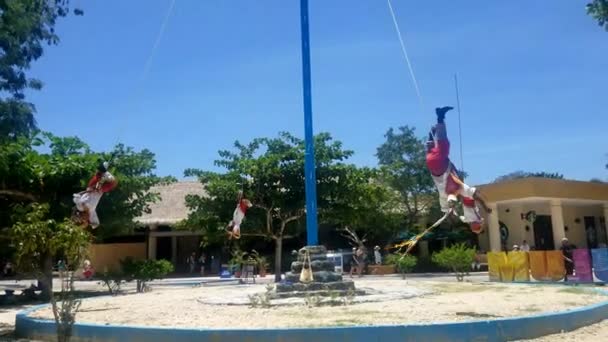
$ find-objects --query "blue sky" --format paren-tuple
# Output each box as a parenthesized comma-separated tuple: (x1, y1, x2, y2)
(28, 0, 607, 184)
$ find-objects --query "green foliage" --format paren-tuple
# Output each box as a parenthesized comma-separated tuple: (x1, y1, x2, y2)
(11, 203, 90, 274)
(0, 0, 83, 140)
(432, 243, 476, 281)
(376, 126, 436, 236)
(183, 132, 367, 281)
(98, 268, 126, 295)
(587, 0, 608, 30)
(120, 257, 174, 292)
(0, 132, 170, 236)
(493, 171, 564, 183)
(0, 131, 167, 299)
(385, 254, 417, 279)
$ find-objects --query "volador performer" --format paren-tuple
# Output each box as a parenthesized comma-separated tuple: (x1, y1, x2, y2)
(72, 160, 118, 229)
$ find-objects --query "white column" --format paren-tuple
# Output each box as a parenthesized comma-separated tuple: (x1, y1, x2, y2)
(148, 236, 157, 260)
(488, 203, 501, 252)
(550, 199, 566, 249)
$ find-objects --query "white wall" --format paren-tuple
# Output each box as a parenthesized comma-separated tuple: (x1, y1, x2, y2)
(562, 205, 604, 248)
(491, 201, 604, 250)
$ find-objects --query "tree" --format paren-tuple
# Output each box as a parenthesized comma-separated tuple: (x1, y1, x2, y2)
(432, 243, 476, 281)
(182, 132, 358, 282)
(0, 0, 83, 141)
(493, 171, 564, 183)
(120, 257, 174, 293)
(0, 132, 167, 299)
(319, 166, 403, 248)
(587, 0, 608, 30)
(376, 126, 436, 236)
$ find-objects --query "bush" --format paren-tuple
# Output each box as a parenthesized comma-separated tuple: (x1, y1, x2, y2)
(432, 243, 476, 281)
(385, 254, 417, 279)
(98, 268, 126, 295)
(120, 258, 174, 292)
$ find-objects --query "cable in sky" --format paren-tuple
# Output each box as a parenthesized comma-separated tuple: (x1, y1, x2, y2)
(115, 0, 177, 144)
(386, 0, 423, 111)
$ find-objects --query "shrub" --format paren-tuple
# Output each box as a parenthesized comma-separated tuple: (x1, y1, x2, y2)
(98, 268, 125, 295)
(385, 254, 417, 279)
(432, 243, 476, 281)
(120, 258, 174, 292)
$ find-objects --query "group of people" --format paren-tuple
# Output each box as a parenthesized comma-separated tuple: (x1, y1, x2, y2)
(509, 238, 578, 281)
(348, 246, 384, 277)
(511, 240, 532, 252)
(186, 252, 206, 276)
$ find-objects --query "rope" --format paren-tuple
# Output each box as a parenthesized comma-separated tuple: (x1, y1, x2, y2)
(113, 0, 177, 147)
(386, 0, 423, 111)
(454, 74, 465, 174)
(392, 209, 453, 255)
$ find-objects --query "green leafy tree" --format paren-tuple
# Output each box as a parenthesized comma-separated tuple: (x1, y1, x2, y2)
(182, 132, 359, 282)
(1, 132, 168, 298)
(0, 0, 83, 141)
(385, 253, 417, 279)
(120, 257, 174, 293)
(318, 166, 403, 248)
(376, 126, 436, 236)
(587, 0, 608, 30)
(432, 243, 476, 281)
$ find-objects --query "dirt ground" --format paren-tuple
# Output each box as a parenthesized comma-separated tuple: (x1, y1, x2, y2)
(26, 279, 608, 330)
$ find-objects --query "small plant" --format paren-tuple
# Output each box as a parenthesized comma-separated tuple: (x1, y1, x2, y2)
(52, 270, 81, 342)
(385, 254, 417, 279)
(432, 243, 476, 282)
(228, 248, 247, 276)
(342, 288, 356, 306)
(98, 268, 125, 295)
(120, 257, 174, 293)
(304, 294, 323, 308)
(248, 292, 272, 308)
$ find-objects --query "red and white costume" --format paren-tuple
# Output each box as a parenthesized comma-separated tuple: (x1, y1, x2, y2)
(73, 168, 117, 229)
(228, 198, 252, 237)
(426, 126, 483, 233)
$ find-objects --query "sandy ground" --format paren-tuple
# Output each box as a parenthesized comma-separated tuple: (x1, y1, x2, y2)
(27, 279, 608, 330)
(517, 319, 608, 341)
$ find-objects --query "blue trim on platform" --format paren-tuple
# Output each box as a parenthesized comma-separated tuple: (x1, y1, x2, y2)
(15, 289, 608, 342)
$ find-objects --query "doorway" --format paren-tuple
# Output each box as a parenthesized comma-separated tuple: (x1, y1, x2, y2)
(533, 215, 555, 250)
(584, 216, 598, 249)
(156, 237, 172, 262)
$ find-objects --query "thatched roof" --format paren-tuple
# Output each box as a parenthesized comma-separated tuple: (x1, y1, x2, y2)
(136, 181, 206, 226)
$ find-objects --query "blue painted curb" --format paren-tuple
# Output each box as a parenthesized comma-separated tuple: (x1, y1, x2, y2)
(15, 289, 608, 342)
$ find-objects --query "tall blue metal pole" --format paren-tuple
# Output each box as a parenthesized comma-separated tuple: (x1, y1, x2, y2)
(300, 0, 318, 246)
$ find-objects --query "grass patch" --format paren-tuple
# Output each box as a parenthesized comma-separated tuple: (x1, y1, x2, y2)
(558, 287, 589, 295)
(455, 311, 501, 318)
(430, 283, 508, 294)
(520, 305, 541, 313)
(331, 319, 366, 326)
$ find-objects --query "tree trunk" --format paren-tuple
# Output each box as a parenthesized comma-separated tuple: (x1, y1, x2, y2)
(274, 237, 283, 283)
(38, 253, 54, 301)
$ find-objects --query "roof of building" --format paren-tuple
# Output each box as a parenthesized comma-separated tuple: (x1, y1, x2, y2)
(477, 177, 608, 203)
(136, 181, 206, 226)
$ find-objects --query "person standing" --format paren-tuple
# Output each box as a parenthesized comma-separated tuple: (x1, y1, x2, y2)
(374, 246, 382, 265)
(198, 253, 206, 276)
(560, 238, 576, 281)
(187, 252, 197, 274)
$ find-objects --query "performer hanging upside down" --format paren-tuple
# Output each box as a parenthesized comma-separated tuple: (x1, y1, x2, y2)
(226, 191, 252, 240)
(426, 106, 491, 234)
(72, 160, 118, 229)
